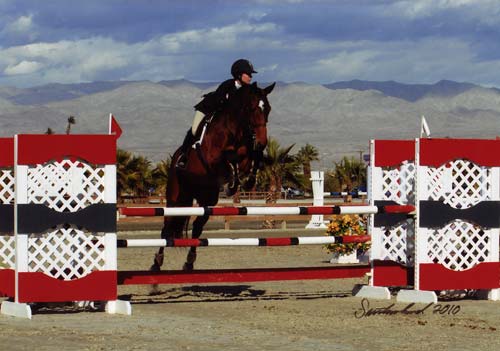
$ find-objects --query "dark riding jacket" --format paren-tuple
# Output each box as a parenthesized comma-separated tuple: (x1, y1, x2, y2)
(194, 79, 240, 115)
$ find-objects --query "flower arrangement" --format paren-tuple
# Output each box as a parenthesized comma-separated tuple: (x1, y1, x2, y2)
(324, 214, 370, 255)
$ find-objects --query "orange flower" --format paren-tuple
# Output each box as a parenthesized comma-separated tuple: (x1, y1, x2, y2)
(324, 214, 370, 255)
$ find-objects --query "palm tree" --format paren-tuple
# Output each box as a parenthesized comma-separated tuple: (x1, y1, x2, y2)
(329, 156, 366, 199)
(66, 116, 76, 134)
(130, 155, 153, 197)
(116, 149, 139, 202)
(296, 143, 319, 191)
(152, 158, 171, 196)
(258, 137, 304, 228)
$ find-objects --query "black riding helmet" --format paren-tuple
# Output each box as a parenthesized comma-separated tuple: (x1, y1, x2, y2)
(231, 59, 257, 79)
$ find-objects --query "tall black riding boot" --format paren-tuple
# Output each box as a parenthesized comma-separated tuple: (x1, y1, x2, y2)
(176, 130, 195, 169)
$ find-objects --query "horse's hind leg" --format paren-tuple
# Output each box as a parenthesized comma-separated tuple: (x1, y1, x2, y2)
(183, 214, 210, 271)
(151, 216, 187, 271)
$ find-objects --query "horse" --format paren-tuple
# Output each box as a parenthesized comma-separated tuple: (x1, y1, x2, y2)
(151, 82, 275, 271)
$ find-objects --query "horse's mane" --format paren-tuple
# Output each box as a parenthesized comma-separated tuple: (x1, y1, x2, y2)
(225, 82, 260, 113)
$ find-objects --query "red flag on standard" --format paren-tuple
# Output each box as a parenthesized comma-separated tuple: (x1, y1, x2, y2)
(109, 113, 122, 139)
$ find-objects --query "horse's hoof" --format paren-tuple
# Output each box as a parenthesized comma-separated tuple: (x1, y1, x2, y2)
(183, 262, 194, 271)
(150, 263, 161, 272)
(226, 187, 237, 197)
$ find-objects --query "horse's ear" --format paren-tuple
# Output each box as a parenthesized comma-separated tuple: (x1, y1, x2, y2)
(263, 82, 276, 95)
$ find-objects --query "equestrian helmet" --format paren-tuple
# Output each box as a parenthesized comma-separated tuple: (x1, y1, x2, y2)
(231, 59, 257, 78)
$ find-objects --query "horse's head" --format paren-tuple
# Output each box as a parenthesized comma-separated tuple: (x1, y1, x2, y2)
(240, 82, 275, 152)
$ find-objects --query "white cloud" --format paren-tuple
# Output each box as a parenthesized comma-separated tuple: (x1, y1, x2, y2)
(2, 15, 500, 88)
(1, 14, 38, 43)
(4, 60, 42, 75)
(388, 0, 500, 24)
(7, 15, 34, 33)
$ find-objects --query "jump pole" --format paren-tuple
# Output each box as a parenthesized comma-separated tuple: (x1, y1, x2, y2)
(116, 235, 371, 248)
(120, 205, 415, 217)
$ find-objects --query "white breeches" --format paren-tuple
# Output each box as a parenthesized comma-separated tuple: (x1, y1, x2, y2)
(191, 110, 205, 135)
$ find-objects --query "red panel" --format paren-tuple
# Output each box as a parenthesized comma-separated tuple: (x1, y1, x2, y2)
(0, 269, 15, 297)
(419, 262, 500, 290)
(16, 134, 116, 165)
(0, 138, 14, 167)
(420, 138, 500, 167)
(374, 140, 415, 167)
(118, 266, 371, 285)
(17, 271, 117, 303)
(372, 260, 413, 287)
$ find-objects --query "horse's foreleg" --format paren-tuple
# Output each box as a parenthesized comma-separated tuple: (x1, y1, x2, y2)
(183, 214, 210, 271)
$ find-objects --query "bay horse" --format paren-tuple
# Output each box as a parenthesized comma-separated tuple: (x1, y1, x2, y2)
(152, 82, 275, 271)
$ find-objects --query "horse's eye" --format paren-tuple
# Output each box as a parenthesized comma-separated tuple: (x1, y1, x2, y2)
(258, 100, 265, 111)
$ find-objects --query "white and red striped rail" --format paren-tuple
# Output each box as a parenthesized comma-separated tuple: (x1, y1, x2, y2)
(116, 235, 370, 248)
(119, 205, 415, 217)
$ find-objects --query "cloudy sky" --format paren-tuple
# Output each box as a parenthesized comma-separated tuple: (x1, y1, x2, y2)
(1, 0, 500, 88)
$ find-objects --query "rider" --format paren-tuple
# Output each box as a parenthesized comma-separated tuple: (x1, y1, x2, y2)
(176, 59, 257, 168)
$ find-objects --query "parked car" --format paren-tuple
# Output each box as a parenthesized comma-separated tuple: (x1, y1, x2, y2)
(286, 187, 304, 198)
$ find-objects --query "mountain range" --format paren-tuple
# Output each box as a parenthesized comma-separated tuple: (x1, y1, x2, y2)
(1, 79, 500, 169)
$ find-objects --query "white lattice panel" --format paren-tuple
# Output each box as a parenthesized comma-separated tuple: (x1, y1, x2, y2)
(0, 169, 14, 204)
(27, 159, 107, 212)
(380, 219, 415, 266)
(28, 226, 106, 280)
(425, 160, 492, 209)
(0, 235, 15, 269)
(371, 162, 415, 266)
(426, 220, 490, 271)
(381, 162, 415, 204)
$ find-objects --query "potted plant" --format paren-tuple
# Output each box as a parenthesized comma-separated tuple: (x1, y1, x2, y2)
(324, 214, 370, 263)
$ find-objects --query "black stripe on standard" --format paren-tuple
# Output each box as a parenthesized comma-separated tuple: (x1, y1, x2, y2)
(17, 203, 117, 233)
(374, 200, 413, 227)
(420, 200, 500, 228)
(290, 237, 299, 245)
(0, 204, 14, 232)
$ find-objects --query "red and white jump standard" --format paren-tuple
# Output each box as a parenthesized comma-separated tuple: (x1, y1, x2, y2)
(357, 138, 500, 303)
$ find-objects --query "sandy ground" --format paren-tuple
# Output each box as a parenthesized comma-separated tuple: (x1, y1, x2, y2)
(1, 226, 500, 351)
